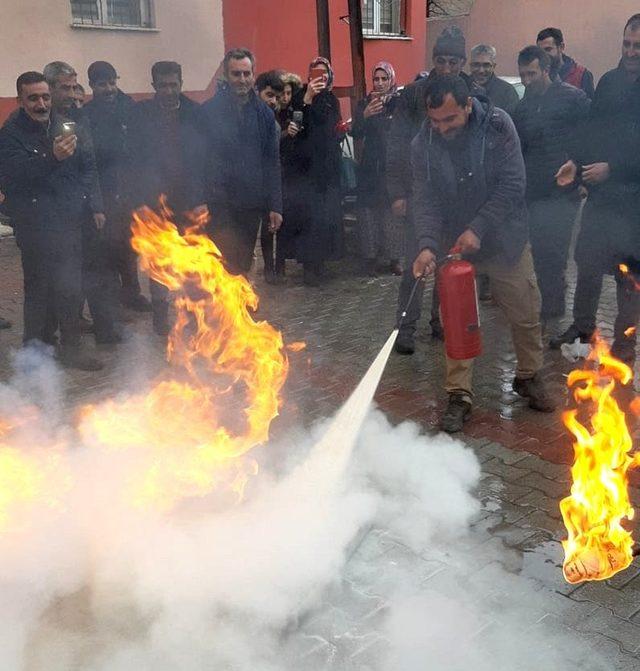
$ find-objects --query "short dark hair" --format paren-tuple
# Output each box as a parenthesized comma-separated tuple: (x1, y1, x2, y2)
(16, 71, 47, 96)
(151, 61, 182, 83)
(426, 75, 470, 109)
(223, 48, 256, 75)
(518, 45, 552, 72)
(255, 70, 284, 94)
(536, 27, 564, 46)
(625, 14, 640, 33)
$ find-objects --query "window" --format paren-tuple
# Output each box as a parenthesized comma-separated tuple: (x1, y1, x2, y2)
(70, 0, 154, 28)
(427, 0, 474, 19)
(362, 0, 406, 37)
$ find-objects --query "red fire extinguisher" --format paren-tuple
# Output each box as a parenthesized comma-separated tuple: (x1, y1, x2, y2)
(437, 247, 482, 360)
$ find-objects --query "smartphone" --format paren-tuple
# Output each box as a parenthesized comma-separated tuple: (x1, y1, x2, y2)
(61, 121, 77, 137)
(310, 67, 326, 82)
(292, 110, 304, 126)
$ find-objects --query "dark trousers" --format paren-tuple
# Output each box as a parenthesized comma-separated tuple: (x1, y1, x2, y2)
(82, 224, 119, 339)
(260, 223, 275, 273)
(528, 196, 577, 319)
(113, 236, 141, 303)
(395, 210, 439, 334)
(18, 229, 82, 349)
(297, 185, 342, 270)
(207, 206, 263, 275)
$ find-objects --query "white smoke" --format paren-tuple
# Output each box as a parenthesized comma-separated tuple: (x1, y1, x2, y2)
(0, 354, 611, 671)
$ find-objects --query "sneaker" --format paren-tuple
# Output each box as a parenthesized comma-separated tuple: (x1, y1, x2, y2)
(123, 294, 152, 313)
(513, 374, 556, 412)
(394, 331, 415, 355)
(549, 324, 592, 350)
(58, 349, 104, 372)
(440, 393, 472, 433)
(431, 320, 444, 341)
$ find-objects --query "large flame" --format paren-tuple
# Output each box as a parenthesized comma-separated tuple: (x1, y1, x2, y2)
(79, 202, 289, 510)
(561, 336, 640, 583)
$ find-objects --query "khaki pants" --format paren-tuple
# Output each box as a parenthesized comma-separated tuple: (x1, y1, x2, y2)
(445, 244, 543, 397)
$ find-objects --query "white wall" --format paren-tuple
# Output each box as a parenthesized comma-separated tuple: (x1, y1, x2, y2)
(0, 0, 224, 97)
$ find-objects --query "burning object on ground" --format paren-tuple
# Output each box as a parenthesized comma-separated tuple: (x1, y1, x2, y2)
(561, 335, 640, 583)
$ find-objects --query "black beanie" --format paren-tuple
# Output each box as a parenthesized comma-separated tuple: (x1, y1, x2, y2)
(433, 26, 466, 60)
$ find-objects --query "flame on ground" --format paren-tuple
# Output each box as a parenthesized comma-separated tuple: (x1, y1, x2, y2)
(561, 335, 640, 584)
(79, 202, 289, 511)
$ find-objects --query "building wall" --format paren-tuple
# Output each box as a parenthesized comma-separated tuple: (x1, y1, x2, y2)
(426, 0, 640, 82)
(0, 0, 224, 122)
(222, 0, 428, 103)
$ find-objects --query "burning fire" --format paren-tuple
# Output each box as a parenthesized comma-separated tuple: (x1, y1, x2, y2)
(561, 336, 640, 583)
(79, 202, 290, 510)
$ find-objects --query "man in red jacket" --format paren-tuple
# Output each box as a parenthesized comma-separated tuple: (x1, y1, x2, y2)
(537, 27, 595, 99)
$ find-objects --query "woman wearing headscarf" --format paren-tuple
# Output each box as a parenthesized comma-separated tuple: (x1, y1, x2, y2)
(287, 57, 343, 286)
(351, 61, 403, 276)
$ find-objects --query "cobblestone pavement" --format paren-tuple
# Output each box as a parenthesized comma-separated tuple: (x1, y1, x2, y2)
(1, 232, 640, 666)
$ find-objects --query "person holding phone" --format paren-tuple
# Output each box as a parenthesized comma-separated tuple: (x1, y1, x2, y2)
(351, 61, 403, 277)
(289, 57, 343, 286)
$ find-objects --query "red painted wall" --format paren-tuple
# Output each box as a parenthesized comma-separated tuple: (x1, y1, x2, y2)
(222, 1, 428, 100)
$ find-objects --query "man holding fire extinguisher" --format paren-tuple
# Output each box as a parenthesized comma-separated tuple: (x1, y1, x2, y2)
(411, 76, 555, 433)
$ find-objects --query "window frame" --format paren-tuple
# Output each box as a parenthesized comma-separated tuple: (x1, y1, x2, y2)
(70, 0, 155, 29)
(362, 0, 408, 38)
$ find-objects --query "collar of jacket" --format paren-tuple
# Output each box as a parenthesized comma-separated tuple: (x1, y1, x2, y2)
(15, 108, 50, 135)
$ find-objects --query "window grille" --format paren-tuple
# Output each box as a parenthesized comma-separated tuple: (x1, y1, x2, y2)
(71, 0, 153, 28)
(362, 0, 406, 36)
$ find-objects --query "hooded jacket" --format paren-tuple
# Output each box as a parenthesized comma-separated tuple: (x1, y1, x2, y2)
(386, 70, 478, 203)
(410, 98, 528, 264)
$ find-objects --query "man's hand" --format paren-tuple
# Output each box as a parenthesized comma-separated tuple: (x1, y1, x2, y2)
(286, 121, 300, 138)
(53, 134, 77, 161)
(555, 160, 578, 187)
(582, 162, 610, 185)
(303, 78, 325, 105)
(268, 211, 283, 233)
(413, 248, 437, 278)
(391, 199, 407, 218)
(363, 96, 384, 119)
(455, 229, 481, 255)
(93, 213, 106, 231)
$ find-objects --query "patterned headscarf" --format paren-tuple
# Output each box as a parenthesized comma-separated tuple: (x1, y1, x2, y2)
(309, 56, 334, 90)
(372, 61, 397, 94)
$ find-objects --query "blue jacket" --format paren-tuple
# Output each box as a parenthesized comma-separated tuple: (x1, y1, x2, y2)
(411, 98, 528, 264)
(201, 87, 282, 214)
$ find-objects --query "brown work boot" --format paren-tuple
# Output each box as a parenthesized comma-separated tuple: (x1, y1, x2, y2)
(513, 373, 555, 412)
(440, 393, 472, 433)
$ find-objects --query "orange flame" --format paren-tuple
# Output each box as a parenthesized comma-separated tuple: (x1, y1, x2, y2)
(619, 264, 640, 292)
(79, 202, 289, 510)
(287, 342, 307, 352)
(561, 336, 640, 583)
(625, 327, 636, 338)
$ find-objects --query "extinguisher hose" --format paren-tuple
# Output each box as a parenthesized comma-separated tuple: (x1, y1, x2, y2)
(395, 250, 460, 331)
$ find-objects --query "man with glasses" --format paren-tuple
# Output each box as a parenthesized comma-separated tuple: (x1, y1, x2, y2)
(469, 44, 520, 117)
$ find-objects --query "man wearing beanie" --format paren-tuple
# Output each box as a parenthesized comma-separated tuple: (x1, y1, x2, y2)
(84, 61, 151, 315)
(388, 25, 478, 356)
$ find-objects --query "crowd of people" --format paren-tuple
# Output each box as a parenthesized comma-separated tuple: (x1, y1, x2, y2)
(0, 14, 639, 433)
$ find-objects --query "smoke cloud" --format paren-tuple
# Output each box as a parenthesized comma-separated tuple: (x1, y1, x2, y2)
(0, 353, 610, 670)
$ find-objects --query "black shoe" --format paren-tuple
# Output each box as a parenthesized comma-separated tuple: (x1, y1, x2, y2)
(153, 315, 171, 336)
(95, 332, 123, 346)
(440, 393, 472, 433)
(394, 331, 415, 355)
(549, 324, 592, 350)
(513, 374, 556, 412)
(0, 316, 11, 329)
(123, 294, 152, 313)
(58, 349, 104, 372)
(431, 321, 444, 341)
(264, 268, 277, 285)
(303, 268, 321, 287)
(360, 259, 378, 278)
(389, 260, 403, 276)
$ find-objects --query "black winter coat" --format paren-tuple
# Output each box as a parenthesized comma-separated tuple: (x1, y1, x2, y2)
(351, 93, 397, 206)
(83, 90, 139, 222)
(201, 87, 282, 214)
(135, 94, 206, 213)
(289, 87, 342, 193)
(0, 109, 102, 241)
(513, 81, 590, 201)
(411, 98, 528, 264)
(481, 75, 520, 117)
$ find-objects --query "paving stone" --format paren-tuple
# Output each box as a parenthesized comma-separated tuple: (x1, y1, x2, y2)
(577, 607, 640, 653)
